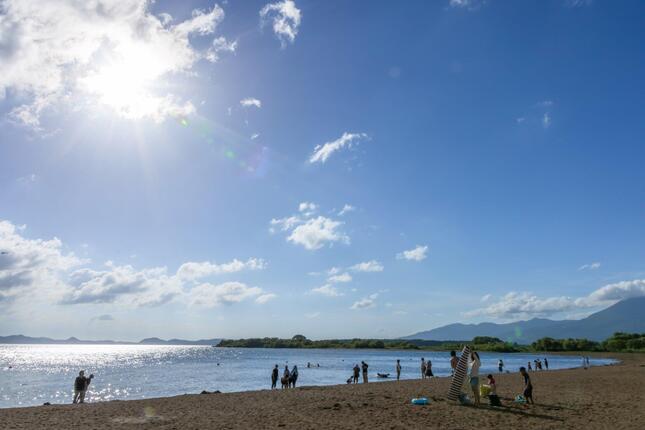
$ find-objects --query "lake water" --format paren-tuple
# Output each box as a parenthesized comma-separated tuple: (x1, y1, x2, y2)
(0, 344, 615, 408)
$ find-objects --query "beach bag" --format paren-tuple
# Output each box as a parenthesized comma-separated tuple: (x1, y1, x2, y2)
(479, 384, 491, 397)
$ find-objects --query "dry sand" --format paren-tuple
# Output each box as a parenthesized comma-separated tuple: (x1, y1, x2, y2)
(1, 353, 644, 429)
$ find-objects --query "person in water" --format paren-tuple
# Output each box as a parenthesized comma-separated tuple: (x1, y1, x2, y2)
(425, 359, 433, 378)
(544, 357, 549, 370)
(498, 359, 504, 373)
(450, 350, 458, 374)
(353, 364, 360, 383)
(271, 364, 279, 389)
(528, 361, 532, 371)
(519, 366, 534, 405)
(396, 359, 402, 380)
(361, 361, 369, 383)
(468, 351, 481, 407)
(420, 358, 426, 379)
(73, 370, 94, 404)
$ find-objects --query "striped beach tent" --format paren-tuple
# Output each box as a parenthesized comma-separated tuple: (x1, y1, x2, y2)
(447, 345, 471, 401)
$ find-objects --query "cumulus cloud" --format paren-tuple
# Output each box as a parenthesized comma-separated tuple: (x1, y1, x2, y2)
(578, 262, 601, 271)
(205, 36, 237, 63)
(0, 1, 231, 126)
(396, 245, 428, 262)
(240, 97, 262, 108)
(309, 132, 369, 164)
(311, 284, 343, 297)
(271, 204, 350, 250)
(0, 220, 85, 302)
(351, 293, 378, 310)
(328, 273, 352, 283)
(189, 281, 263, 307)
(338, 204, 355, 216)
(466, 279, 645, 319)
(0, 219, 274, 309)
(350, 260, 384, 273)
(176, 258, 266, 281)
(259, 0, 301, 47)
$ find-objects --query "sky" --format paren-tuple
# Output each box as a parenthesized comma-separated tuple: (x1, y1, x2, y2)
(1, 0, 644, 341)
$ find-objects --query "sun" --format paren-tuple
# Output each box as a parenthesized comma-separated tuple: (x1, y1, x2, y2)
(81, 41, 187, 121)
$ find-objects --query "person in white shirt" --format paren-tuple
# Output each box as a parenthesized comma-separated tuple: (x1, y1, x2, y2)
(468, 350, 481, 406)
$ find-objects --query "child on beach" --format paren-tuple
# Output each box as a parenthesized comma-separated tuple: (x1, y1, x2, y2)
(420, 358, 426, 379)
(487, 374, 501, 406)
(353, 364, 360, 383)
(396, 359, 402, 380)
(519, 367, 534, 405)
(271, 365, 279, 389)
(498, 359, 504, 373)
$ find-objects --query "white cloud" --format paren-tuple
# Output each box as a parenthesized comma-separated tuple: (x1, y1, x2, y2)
(542, 112, 551, 128)
(255, 293, 277, 304)
(449, 0, 485, 10)
(206, 36, 237, 63)
(578, 262, 601, 271)
(351, 293, 378, 310)
(338, 204, 355, 216)
(251, 133, 260, 140)
(298, 202, 318, 215)
(309, 132, 369, 164)
(0, 220, 85, 302)
(0, 1, 229, 126)
(0, 219, 275, 309)
(16, 173, 38, 184)
(189, 281, 263, 307)
(176, 258, 266, 281)
(350, 260, 384, 273)
(466, 279, 645, 319)
(328, 273, 352, 283)
(287, 216, 349, 250)
(481, 294, 492, 302)
(269, 216, 302, 232)
(396, 245, 428, 262)
(565, 0, 592, 7)
(311, 284, 343, 297)
(259, 0, 301, 47)
(240, 97, 262, 108)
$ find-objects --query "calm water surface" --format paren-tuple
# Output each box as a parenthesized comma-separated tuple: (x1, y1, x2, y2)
(0, 344, 616, 408)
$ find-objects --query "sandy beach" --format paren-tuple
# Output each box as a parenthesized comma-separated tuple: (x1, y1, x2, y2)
(1, 352, 643, 429)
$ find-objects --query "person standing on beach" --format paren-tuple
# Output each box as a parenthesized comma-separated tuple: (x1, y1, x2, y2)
(498, 359, 504, 373)
(271, 365, 279, 389)
(420, 358, 426, 379)
(353, 364, 360, 383)
(528, 361, 532, 371)
(396, 359, 402, 380)
(468, 351, 481, 407)
(72, 370, 93, 404)
(450, 350, 458, 375)
(361, 361, 369, 383)
(544, 357, 549, 370)
(425, 359, 433, 378)
(519, 366, 534, 405)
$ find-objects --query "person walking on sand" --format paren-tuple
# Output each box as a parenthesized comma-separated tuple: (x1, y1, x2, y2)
(353, 364, 360, 383)
(72, 370, 93, 404)
(468, 351, 481, 407)
(271, 364, 279, 389)
(396, 359, 402, 381)
(450, 350, 458, 375)
(544, 357, 549, 370)
(361, 361, 369, 383)
(498, 359, 504, 373)
(519, 366, 534, 405)
(420, 358, 426, 379)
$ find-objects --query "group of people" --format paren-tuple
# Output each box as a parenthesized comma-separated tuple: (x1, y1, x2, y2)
(271, 364, 299, 389)
(527, 357, 548, 371)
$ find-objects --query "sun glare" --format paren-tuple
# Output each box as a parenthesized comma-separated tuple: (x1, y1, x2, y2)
(81, 42, 184, 121)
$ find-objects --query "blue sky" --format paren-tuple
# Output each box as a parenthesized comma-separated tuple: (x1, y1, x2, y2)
(1, 0, 644, 341)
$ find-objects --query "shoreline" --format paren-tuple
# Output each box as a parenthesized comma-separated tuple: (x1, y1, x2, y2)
(1, 352, 641, 429)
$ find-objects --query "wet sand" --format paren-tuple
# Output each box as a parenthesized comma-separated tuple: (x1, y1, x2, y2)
(1, 352, 643, 429)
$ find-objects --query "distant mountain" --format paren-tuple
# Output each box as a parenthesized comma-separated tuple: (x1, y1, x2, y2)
(404, 297, 645, 344)
(0, 335, 220, 346)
